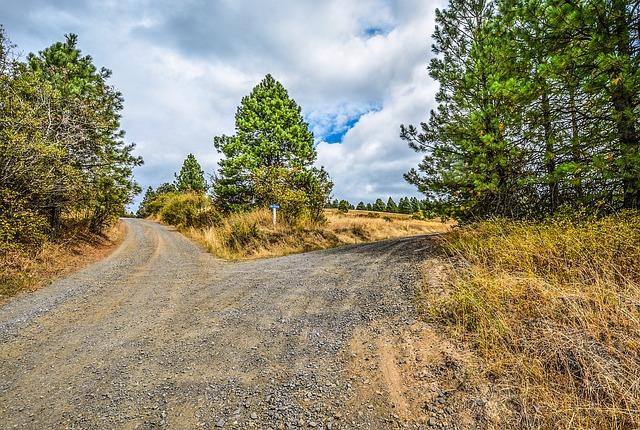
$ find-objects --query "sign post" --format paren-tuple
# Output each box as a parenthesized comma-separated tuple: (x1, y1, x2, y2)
(269, 203, 280, 225)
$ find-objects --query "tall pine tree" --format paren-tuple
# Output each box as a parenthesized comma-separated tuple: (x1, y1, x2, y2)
(213, 74, 317, 212)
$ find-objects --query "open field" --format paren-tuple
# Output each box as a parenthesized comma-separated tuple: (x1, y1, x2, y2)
(187, 208, 451, 260)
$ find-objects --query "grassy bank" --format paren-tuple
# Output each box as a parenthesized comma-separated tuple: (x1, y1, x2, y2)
(0, 222, 124, 302)
(187, 208, 450, 260)
(419, 213, 640, 429)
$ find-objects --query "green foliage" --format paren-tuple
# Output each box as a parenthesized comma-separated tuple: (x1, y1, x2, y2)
(398, 197, 413, 214)
(0, 27, 141, 245)
(157, 192, 221, 229)
(403, 0, 640, 221)
(253, 166, 333, 224)
(337, 200, 351, 213)
(175, 153, 207, 192)
(0, 188, 48, 249)
(136, 187, 156, 218)
(386, 197, 398, 213)
(356, 201, 366, 210)
(213, 74, 320, 213)
(373, 198, 387, 212)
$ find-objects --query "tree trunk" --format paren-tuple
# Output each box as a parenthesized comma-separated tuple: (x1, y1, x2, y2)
(612, 0, 640, 209)
(569, 87, 584, 200)
(542, 90, 558, 214)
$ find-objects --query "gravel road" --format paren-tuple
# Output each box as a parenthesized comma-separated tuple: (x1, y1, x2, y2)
(0, 218, 438, 430)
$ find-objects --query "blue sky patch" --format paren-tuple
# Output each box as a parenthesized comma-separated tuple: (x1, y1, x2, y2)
(307, 104, 381, 146)
(363, 27, 389, 37)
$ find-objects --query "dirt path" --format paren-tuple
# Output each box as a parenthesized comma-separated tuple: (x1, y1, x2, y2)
(0, 219, 452, 429)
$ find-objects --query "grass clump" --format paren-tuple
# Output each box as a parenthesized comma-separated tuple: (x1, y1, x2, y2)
(422, 213, 640, 429)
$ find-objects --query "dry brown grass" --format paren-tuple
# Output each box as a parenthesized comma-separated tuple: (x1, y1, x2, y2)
(187, 208, 451, 260)
(0, 222, 124, 302)
(419, 213, 640, 429)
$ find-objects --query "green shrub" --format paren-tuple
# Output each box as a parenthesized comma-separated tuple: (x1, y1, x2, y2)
(337, 200, 350, 213)
(157, 192, 221, 228)
(0, 188, 48, 249)
(253, 166, 332, 225)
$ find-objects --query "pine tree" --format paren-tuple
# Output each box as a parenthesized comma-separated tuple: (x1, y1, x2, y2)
(410, 196, 421, 212)
(386, 197, 398, 213)
(356, 201, 366, 210)
(373, 198, 386, 212)
(366, 203, 373, 211)
(136, 187, 156, 218)
(22, 33, 141, 232)
(337, 200, 350, 213)
(398, 197, 413, 214)
(175, 153, 206, 192)
(213, 74, 317, 212)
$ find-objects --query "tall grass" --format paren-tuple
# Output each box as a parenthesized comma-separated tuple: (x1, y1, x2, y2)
(187, 208, 449, 260)
(422, 213, 640, 429)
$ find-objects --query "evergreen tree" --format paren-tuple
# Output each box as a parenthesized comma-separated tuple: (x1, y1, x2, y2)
(156, 182, 177, 195)
(356, 201, 366, 210)
(366, 203, 373, 211)
(175, 153, 206, 192)
(410, 196, 421, 212)
(401, 0, 528, 220)
(337, 200, 351, 213)
(136, 187, 156, 218)
(403, 0, 640, 219)
(213, 74, 317, 212)
(1, 31, 141, 234)
(398, 197, 413, 214)
(386, 197, 398, 213)
(373, 198, 387, 212)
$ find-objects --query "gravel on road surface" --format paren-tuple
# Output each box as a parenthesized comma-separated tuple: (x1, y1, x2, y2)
(0, 218, 443, 429)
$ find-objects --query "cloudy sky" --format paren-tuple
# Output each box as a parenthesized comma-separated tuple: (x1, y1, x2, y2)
(3, 0, 443, 207)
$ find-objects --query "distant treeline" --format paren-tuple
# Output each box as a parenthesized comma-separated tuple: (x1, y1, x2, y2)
(402, 0, 639, 221)
(0, 27, 141, 248)
(326, 196, 431, 214)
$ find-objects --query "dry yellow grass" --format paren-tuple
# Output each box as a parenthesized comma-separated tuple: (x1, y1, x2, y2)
(420, 213, 640, 429)
(187, 208, 450, 260)
(0, 222, 124, 301)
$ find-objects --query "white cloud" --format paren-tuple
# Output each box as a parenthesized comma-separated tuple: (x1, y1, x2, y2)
(2, 0, 445, 206)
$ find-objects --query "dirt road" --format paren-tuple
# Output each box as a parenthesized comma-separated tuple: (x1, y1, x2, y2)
(0, 219, 441, 429)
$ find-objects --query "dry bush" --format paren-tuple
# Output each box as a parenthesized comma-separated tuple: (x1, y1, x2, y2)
(422, 213, 640, 429)
(188, 208, 450, 260)
(0, 223, 123, 301)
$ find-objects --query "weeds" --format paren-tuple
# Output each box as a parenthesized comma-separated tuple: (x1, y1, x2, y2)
(421, 212, 640, 429)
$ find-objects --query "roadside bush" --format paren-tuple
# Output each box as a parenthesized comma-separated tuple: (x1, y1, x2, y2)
(423, 212, 640, 429)
(0, 188, 48, 249)
(157, 192, 221, 229)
